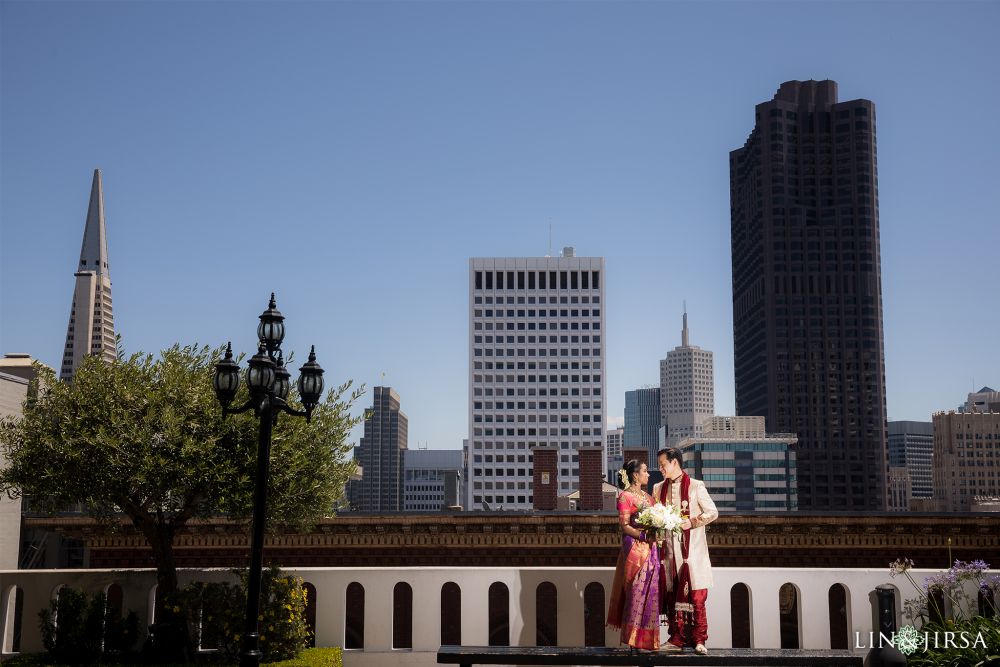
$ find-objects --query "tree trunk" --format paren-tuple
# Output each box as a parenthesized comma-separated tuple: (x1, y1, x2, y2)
(136, 519, 193, 661)
(140, 521, 178, 596)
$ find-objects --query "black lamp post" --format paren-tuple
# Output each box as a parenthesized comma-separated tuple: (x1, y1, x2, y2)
(212, 293, 324, 667)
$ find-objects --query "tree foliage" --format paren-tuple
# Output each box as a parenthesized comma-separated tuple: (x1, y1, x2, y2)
(0, 344, 363, 593)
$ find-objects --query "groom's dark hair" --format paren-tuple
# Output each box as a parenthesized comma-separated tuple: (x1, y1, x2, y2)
(657, 447, 683, 463)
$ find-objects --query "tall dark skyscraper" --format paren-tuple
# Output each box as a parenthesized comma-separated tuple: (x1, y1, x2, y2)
(729, 80, 888, 511)
(349, 386, 408, 512)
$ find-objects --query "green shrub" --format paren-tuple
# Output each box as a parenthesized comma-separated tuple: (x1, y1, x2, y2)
(181, 566, 311, 662)
(38, 588, 105, 663)
(37, 587, 142, 664)
(102, 609, 141, 658)
(904, 616, 1000, 667)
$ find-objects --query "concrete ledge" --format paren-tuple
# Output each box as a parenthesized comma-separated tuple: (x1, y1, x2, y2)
(437, 645, 864, 666)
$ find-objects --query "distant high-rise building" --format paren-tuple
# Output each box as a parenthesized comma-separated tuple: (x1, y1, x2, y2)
(660, 309, 714, 447)
(467, 251, 606, 511)
(61, 169, 116, 381)
(403, 449, 463, 511)
(349, 386, 408, 512)
(606, 426, 624, 479)
(933, 409, 1000, 512)
(624, 388, 661, 468)
(730, 80, 888, 511)
(888, 421, 933, 500)
(887, 467, 911, 512)
(678, 416, 798, 512)
(959, 386, 1000, 413)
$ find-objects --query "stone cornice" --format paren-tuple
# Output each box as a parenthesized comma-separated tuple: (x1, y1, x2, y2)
(24, 513, 1000, 568)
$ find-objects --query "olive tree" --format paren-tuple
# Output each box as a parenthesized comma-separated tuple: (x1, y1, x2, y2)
(0, 344, 362, 595)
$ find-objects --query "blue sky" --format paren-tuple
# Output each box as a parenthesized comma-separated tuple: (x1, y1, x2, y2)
(2, 1, 998, 450)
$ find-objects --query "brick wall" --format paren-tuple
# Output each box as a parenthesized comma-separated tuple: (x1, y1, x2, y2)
(531, 445, 558, 511)
(578, 446, 604, 510)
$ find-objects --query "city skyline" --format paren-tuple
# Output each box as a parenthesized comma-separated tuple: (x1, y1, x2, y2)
(2, 2, 998, 453)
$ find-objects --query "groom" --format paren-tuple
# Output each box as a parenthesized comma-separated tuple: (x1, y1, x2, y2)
(652, 447, 718, 655)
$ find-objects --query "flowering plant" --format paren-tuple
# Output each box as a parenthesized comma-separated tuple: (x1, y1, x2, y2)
(888, 558, 1000, 667)
(180, 565, 311, 661)
(636, 502, 684, 543)
(889, 557, 999, 625)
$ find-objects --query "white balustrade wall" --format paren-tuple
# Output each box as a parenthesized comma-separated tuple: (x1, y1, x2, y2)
(0, 567, 975, 667)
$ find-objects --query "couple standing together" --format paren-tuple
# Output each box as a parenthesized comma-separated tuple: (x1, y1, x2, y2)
(607, 447, 718, 655)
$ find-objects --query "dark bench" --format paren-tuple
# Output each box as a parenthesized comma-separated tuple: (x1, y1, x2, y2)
(437, 645, 865, 667)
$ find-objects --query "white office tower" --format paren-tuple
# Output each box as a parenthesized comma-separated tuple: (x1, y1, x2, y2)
(467, 251, 606, 511)
(606, 426, 624, 475)
(660, 309, 714, 447)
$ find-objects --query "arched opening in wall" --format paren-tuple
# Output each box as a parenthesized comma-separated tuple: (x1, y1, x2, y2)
(196, 584, 225, 650)
(51, 584, 65, 632)
(488, 582, 509, 647)
(979, 588, 997, 618)
(440, 582, 461, 646)
(730, 583, 752, 648)
(345, 582, 364, 650)
(2, 585, 24, 654)
(148, 585, 159, 625)
(928, 586, 946, 625)
(778, 583, 800, 649)
(303, 583, 317, 648)
(583, 582, 605, 647)
(104, 583, 123, 622)
(102, 583, 125, 652)
(393, 582, 413, 650)
(535, 582, 557, 647)
(828, 584, 849, 649)
(199, 606, 219, 650)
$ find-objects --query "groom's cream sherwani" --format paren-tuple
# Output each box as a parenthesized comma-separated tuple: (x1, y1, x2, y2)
(651, 476, 718, 590)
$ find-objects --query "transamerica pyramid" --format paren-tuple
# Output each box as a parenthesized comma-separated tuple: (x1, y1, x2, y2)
(59, 169, 116, 381)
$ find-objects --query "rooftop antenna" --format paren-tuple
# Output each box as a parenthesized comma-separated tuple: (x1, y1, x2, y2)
(682, 300, 689, 347)
(548, 222, 552, 257)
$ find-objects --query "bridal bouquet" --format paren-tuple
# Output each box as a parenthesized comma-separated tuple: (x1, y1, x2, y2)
(636, 503, 684, 543)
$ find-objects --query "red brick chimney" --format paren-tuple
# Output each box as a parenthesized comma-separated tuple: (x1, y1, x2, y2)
(577, 446, 604, 511)
(531, 445, 558, 511)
